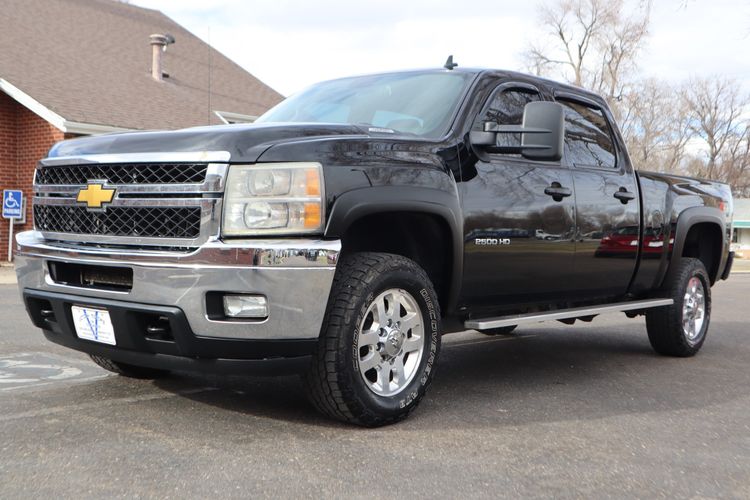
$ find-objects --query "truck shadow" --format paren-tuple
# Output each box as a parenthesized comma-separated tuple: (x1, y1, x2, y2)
(151, 320, 750, 430)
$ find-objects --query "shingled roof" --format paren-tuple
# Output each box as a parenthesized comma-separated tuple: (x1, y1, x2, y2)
(0, 0, 283, 132)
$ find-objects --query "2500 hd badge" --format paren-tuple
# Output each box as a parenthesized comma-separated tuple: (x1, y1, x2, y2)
(475, 238, 511, 246)
(16, 64, 734, 426)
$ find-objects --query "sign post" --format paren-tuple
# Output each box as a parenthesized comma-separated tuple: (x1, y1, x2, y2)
(3, 189, 24, 262)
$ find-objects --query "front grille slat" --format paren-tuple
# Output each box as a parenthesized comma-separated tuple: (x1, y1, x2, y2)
(36, 163, 208, 185)
(34, 205, 202, 239)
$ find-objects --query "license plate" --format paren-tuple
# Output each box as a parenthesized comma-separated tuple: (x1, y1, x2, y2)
(71, 306, 116, 345)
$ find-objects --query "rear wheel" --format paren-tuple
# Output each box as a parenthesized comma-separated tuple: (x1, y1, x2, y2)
(304, 252, 441, 426)
(646, 258, 711, 357)
(89, 354, 170, 379)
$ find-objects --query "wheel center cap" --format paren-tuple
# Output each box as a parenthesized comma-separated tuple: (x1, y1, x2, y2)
(382, 327, 404, 358)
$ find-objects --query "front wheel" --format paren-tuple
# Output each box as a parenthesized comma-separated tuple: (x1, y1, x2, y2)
(304, 253, 441, 426)
(646, 258, 711, 357)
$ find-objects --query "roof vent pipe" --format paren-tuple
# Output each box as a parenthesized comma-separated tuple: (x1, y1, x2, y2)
(150, 33, 175, 81)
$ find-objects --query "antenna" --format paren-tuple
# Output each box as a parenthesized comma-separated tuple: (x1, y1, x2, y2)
(444, 55, 458, 70)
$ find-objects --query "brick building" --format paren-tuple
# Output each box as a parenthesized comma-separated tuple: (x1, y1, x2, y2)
(0, 0, 283, 260)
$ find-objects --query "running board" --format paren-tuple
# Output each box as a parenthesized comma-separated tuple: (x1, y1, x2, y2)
(464, 298, 674, 330)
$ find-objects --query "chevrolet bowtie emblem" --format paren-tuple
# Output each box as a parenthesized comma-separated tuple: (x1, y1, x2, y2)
(77, 183, 115, 209)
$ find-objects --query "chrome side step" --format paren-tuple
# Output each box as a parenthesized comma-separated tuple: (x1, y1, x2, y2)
(464, 298, 674, 330)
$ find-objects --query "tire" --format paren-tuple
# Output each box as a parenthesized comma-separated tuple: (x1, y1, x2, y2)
(304, 252, 441, 427)
(88, 354, 170, 379)
(646, 258, 711, 357)
(478, 325, 517, 336)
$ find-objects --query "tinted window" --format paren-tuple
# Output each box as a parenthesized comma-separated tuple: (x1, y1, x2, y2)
(472, 88, 540, 151)
(473, 88, 540, 130)
(559, 100, 616, 169)
(256, 72, 473, 139)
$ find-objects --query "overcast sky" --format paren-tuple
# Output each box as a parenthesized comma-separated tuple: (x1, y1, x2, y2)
(132, 0, 750, 97)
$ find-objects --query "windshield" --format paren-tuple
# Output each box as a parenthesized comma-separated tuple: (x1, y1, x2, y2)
(255, 71, 474, 139)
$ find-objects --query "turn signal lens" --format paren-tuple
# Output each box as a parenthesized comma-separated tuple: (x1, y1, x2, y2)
(306, 168, 321, 196)
(304, 202, 321, 229)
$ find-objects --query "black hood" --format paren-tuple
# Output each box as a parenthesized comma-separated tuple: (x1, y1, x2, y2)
(47, 123, 369, 162)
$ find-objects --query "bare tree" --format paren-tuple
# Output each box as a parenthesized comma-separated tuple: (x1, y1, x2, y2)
(683, 76, 746, 179)
(524, 0, 651, 115)
(522, 0, 750, 187)
(594, 4, 650, 107)
(620, 79, 692, 172)
(526, 0, 614, 86)
(719, 123, 750, 196)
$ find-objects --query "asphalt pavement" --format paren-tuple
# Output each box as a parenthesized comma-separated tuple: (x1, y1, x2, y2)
(1, 274, 749, 498)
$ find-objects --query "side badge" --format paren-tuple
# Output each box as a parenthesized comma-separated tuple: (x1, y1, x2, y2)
(475, 238, 511, 246)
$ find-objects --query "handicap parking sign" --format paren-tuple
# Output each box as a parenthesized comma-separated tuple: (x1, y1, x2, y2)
(2, 189, 23, 219)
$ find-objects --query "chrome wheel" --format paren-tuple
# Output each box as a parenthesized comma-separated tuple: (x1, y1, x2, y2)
(356, 288, 425, 397)
(682, 276, 706, 344)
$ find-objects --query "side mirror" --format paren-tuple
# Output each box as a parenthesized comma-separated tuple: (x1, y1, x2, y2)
(469, 101, 565, 161)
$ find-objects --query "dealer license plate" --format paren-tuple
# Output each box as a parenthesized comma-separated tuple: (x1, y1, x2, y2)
(71, 306, 116, 345)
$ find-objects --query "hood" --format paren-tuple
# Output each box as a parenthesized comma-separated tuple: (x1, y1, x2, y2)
(47, 123, 370, 162)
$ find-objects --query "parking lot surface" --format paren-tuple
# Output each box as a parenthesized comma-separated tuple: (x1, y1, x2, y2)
(1, 275, 749, 498)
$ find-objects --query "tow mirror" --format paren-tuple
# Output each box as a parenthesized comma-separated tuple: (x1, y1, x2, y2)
(469, 101, 565, 161)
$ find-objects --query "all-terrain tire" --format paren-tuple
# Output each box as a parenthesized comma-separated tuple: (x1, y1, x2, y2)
(304, 252, 441, 427)
(89, 354, 170, 379)
(645, 258, 711, 357)
(478, 325, 518, 336)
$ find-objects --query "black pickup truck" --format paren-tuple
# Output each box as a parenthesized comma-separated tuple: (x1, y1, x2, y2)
(16, 66, 734, 426)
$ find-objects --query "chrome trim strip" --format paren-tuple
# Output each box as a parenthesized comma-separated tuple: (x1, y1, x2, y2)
(40, 151, 231, 166)
(16, 231, 341, 268)
(34, 164, 229, 194)
(465, 299, 675, 330)
(33, 197, 214, 207)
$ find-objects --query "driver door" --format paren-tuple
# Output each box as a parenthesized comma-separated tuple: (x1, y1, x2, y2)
(458, 82, 577, 310)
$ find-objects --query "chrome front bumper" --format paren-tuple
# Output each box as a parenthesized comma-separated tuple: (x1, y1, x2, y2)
(15, 231, 340, 340)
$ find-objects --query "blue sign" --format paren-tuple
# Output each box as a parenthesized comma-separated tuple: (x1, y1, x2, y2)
(2, 189, 23, 219)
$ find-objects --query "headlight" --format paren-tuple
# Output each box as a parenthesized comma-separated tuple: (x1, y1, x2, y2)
(223, 162, 324, 236)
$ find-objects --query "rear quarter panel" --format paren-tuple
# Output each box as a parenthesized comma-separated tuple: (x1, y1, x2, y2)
(631, 171, 731, 293)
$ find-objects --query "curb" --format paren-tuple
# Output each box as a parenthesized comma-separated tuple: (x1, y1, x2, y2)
(0, 265, 17, 285)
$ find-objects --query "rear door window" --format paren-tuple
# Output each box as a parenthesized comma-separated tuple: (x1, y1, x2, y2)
(558, 100, 617, 169)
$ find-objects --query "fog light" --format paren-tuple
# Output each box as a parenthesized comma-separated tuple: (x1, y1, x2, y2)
(223, 295, 268, 319)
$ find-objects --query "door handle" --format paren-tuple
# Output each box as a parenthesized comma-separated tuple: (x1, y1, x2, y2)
(544, 182, 572, 202)
(613, 187, 636, 204)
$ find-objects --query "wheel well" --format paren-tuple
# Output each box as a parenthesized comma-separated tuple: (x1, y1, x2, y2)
(681, 222, 723, 283)
(340, 212, 453, 311)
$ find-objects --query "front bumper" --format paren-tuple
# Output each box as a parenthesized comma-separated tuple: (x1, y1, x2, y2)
(23, 289, 315, 374)
(15, 231, 340, 364)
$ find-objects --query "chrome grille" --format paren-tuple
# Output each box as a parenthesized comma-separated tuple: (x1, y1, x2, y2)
(33, 151, 230, 246)
(34, 205, 202, 239)
(35, 163, 208, 185)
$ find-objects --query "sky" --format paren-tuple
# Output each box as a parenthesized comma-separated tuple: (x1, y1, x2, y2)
(131, 0, 750, 97)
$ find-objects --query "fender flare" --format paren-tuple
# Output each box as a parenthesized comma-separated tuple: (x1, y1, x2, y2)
(325, 186, 464, 313)
(660, 206, 726, 286)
